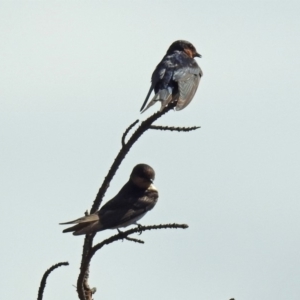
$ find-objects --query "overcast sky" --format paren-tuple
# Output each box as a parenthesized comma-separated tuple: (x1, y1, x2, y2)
(1, 1, 300, 300)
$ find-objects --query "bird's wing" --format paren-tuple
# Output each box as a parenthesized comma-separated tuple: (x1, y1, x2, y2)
(173, 63, 203, 111)
(132, 191, 158, 210)
(99, 183, 133, 211)
(100, 208, 145, 228)
(100, 190, 158, 228)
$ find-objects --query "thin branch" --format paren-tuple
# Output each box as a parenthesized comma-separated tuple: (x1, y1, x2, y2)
(81, 266, 96, 300)
(76, 100, 202, 300)
(90, 102, 176, 214)
(150, 125, 200, 132)
(124, 236, 145, 244)
(77, 223, 188, 294)
(37, 261, 69, 300)
(77, 104, 177, 300)
(92, 223, 188, 255)
(79, 233, 95, 300)
(121, 119, 139, 146)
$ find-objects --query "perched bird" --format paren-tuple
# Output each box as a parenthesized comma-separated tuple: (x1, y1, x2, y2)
(60, 164, 158, 235)
(140, 40, 203, 113)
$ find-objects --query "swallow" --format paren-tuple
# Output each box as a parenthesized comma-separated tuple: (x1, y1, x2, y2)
(60, 164, 158, 235)
(140, 40, 203, 113)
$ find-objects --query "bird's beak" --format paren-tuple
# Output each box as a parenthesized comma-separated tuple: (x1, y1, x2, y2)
(195, 52, 202, 58)
(149, 179, 154, 183)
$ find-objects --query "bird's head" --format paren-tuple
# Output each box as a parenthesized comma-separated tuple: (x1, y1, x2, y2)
(166, 40, 201, 58)
(130, 164, 155, 189)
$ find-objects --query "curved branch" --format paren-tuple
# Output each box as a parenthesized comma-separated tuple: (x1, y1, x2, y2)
(77, 104, 177, 300)
(150, 125, 200, 132)
(121, 119, 139, 146)
(77, 223, 188, 295)
(76, 100, 202, 299)
(37, 261, 69, 300)
(90, 102, 176, 214)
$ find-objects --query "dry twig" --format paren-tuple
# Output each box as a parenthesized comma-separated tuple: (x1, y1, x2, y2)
(77, 223, 188, 297)
(37, 262, 69, 300)
(150, 125, 200, 132)
(76, 102, 199, 300)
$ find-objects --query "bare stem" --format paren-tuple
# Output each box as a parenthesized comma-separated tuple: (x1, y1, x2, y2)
(121, 119, 139, 146)
(37, 262, 69, 300)
(77, 223, 188, 294)
(90, 103, 176, 214)
(77, 101, 200, 300)
(77, 103, 176, 300)
(150, 125, 200, 132)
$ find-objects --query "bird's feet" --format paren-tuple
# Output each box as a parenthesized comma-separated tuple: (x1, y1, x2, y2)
(136, 223, 143, 235)
(117, 229, 126, 241)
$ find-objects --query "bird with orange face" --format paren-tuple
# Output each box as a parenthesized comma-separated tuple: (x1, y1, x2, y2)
(140, 40, 203, 113)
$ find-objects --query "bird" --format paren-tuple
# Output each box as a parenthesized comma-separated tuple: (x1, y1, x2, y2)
(140, 40, 203, 113)
(60, 164, 158, 235)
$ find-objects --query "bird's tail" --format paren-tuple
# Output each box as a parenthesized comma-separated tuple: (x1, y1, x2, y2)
(140, 85, 154, 112)
(141, 89, 172, 113)
(60, 213, 102, 235)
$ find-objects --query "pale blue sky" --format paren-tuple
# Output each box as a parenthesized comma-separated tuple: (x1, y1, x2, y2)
(1, 1, 300, 299)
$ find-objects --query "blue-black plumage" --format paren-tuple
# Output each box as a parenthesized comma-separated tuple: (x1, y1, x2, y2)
(140, 40, 203, 113)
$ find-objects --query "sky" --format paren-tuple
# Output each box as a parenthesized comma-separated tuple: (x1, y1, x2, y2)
(1, 1, 300, 299)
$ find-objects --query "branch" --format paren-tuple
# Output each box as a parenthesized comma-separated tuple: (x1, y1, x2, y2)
(91, 102, 176, 214)
(77, 223, 188, 297)
(121, 119, 139, 146)
(150, 125, 200, 132)
(76, 99, 202, 300)
(77, 103, 177, 300)
(93, 223, 188, 254)
(37, 261, 69, 300)
(124, 236, 144, 243)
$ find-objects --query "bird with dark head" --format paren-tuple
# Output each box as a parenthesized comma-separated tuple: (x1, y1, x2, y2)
(140, 40, 203, 113)
(60, 164, 158, 235)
